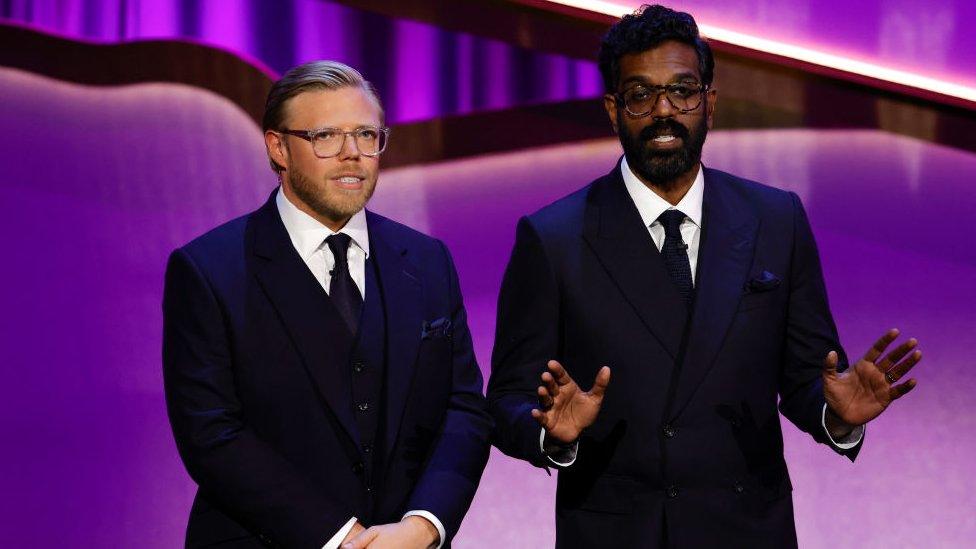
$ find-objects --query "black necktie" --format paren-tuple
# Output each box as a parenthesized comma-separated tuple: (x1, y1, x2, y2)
(657, 209, 694, 305)
(325, 233, 363, 331)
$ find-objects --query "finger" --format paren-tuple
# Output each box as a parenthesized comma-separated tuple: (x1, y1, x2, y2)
(822, 350, 839, 378)
(537, 385, 554, 409)
(875, 338, 917, 372)
(540, 371, 559, 397)
(886, 349, 922, 382)
(547, 360, 572, 386)
(863, 328, 899, 363)
(889, 378, 918, 400)
(587, 366, 611, 399)
(531, 407, 549, 428)
(343, 527, 379, 549)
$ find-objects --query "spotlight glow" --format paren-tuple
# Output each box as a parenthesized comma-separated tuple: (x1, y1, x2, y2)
(543, 0, 976, 105)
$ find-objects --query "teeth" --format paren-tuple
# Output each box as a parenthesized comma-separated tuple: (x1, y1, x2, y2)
(338, 177, 361, 183)
(653, 135, 676, 143)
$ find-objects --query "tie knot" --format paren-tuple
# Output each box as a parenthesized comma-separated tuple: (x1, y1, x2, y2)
(325, 233, 353, 265)
(657, 209, 686, 235)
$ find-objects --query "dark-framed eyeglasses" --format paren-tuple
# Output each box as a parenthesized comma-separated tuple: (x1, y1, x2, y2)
(615, 82, 710, 116)
(278, 125, 390, 158)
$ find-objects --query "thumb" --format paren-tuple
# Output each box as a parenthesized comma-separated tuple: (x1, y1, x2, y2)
(822, 351, 839, 378)
(588, 366, 611, 399)
(343, 527, 378, 549)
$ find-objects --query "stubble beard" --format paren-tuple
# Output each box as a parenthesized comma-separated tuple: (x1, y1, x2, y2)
(286, 168, 376, 224)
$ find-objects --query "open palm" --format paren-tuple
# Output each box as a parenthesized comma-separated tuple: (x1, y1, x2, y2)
(531, 360, 611, 444)
(823, 329, 921, 426)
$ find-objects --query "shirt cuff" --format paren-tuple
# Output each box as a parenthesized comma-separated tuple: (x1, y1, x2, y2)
(539, 427, 578, 466)
(322, 516, 357, 549)
(821, 403, 865, 449)
(403, 510, 445, 549)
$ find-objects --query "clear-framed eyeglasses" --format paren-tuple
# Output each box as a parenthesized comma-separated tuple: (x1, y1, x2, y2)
(278, 125, 390, 158)
(615, 82, 710, 116)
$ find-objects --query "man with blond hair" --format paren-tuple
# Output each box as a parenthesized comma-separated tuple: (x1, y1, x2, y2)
(163, 61, 490, 549)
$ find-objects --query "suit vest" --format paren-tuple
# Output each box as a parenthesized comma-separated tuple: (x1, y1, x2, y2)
(347, 255, 387, 502)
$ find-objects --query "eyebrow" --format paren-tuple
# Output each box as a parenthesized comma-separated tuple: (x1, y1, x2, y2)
(620, 72, 701, 87)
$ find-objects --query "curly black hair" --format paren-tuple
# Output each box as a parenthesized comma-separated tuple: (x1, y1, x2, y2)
(598, 4, 714, 94)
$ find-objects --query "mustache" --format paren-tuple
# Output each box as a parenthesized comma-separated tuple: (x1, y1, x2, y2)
(639, 120, 689, 142)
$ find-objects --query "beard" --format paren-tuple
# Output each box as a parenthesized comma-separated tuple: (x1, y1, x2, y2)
(619, 114, 707, 192)
(286, 166, 377, 224)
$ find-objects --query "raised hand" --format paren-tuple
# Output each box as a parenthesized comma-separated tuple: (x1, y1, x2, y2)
(823, 328, 921, 428)
(531, 360, 611, 444)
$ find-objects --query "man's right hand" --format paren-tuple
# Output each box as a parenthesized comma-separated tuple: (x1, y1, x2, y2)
(531, 360, 611, 444)
(342, 522, 366, 545)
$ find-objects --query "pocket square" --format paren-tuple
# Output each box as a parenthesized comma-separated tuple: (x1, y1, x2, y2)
(745, 270, 781, 292)
(421, 317, 453, 339)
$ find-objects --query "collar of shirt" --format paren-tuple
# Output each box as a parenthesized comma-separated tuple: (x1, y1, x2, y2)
(620, 155, 704, 229)
(275, 185, 370, 261)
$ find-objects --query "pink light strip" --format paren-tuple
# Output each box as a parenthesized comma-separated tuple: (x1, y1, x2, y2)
(544, 0, 976, 105)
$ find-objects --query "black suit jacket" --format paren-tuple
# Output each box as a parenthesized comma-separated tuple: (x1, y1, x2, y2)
(488, 165, 861, 548)
(163, 193, 491, 548)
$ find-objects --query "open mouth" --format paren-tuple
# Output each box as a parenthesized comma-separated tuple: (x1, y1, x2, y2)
(332, 175, 366, 189)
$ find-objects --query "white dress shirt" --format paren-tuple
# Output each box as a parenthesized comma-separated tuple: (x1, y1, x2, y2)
(541, 159, 862, 466)
(275, 187, 446, 549)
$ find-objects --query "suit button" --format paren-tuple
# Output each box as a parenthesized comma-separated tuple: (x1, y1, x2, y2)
(352, 461, 364, 475)
(357, 402, 370, 412)
(666, 485, 679, 498)
(352, 361, 365, 373)
(734, 482, 744, 494)
(662, 423, 676, 438)
(362, 443, 373, 454)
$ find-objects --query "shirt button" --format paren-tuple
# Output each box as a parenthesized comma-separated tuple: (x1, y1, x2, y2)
(352, 361, 365, 373)
(734, 482, 745, 494)
(362, 443, 373, 454)
(666, 485, 679, 498)
(662, 423, 676, 438)
(357, 402, 370, 412)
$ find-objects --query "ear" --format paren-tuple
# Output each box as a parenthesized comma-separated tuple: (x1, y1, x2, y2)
(603, 93, 620, 135)
(265, 130, 289, 172)
(704, 87, 717, 130)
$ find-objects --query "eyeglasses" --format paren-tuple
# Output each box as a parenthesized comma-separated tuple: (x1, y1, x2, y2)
(278, 126, 390, 158)
(615, 82, 709, 116)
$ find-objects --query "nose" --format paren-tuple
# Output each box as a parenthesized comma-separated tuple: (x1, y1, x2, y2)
(650, 89, 676, 119)
(337, 132, 361, 160)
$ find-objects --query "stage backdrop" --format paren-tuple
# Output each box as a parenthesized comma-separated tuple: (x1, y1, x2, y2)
(1, 63, 975, 547)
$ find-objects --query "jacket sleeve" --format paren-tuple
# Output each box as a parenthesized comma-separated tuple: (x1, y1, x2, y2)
(777, 192, 863, 460)
(163, 248, 351, 548)
(487, 217, 562, 469)
(405, 240, 493, 543)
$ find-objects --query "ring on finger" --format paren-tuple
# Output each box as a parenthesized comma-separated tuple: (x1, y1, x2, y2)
(885, 371, 897, 384)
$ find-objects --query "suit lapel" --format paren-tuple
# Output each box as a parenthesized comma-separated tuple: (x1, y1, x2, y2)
(582, 168, 688, 358)
(671, 168, 759, 417)
(366, 212, 425, 463)
(249, 192, 361, 447)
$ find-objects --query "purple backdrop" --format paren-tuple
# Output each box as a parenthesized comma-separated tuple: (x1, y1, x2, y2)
(633, 0, 976, 89)
(1, 62, 974, 547)
(0, 0, 604, 123)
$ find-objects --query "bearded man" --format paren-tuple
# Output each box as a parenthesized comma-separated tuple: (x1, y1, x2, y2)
(487, 5, 922, 548)
(163, 60, 491, 549)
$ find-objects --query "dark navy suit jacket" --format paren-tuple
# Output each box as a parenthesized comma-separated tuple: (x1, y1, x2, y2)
(488, 165, 861, 548)
(163, 193, 491, 548)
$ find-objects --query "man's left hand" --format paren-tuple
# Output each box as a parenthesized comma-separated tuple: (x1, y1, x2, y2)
(341, 516, 439, 549)
(823, 328, 922, 434)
